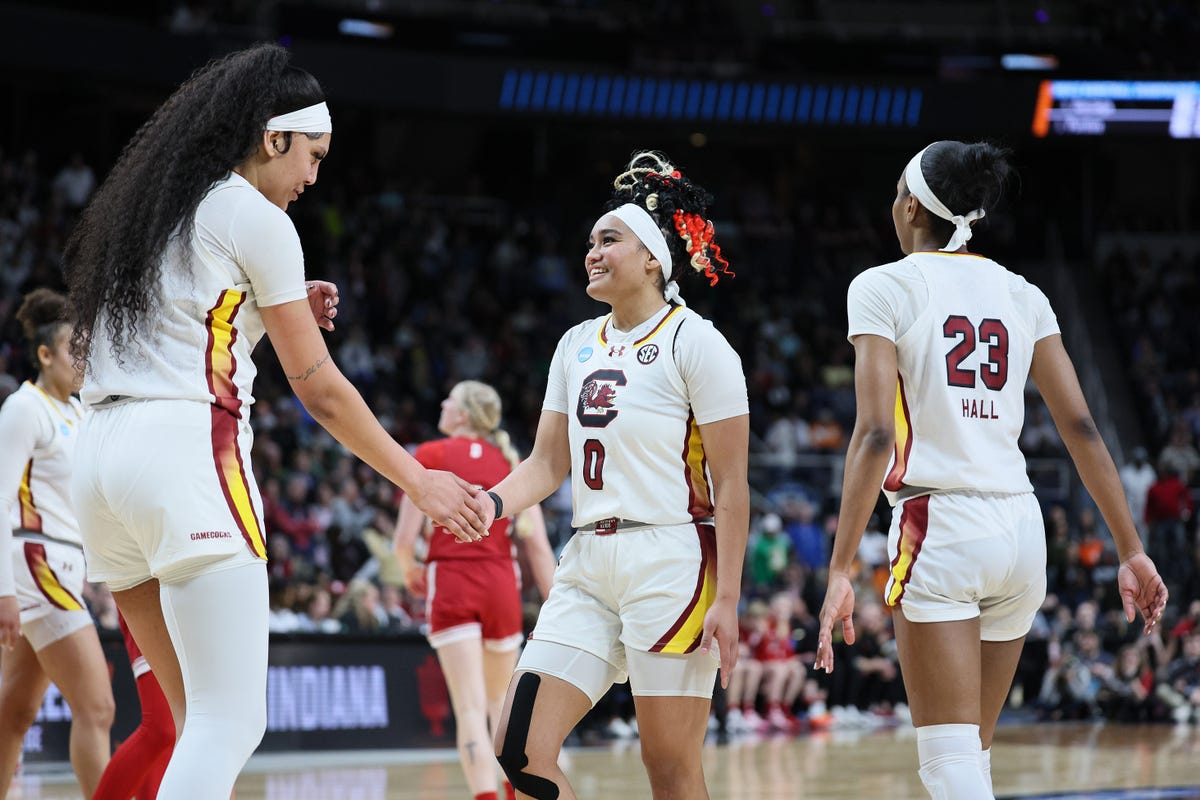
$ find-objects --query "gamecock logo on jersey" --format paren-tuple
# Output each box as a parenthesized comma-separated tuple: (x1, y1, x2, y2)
(583, 381, 617, 409)
(576, 369, 627, 429)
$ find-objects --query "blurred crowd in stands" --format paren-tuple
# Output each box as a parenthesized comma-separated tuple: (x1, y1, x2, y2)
(2, 142, 1197, 738)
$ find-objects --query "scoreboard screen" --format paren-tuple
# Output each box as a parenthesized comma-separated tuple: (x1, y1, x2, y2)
(1032, 80, 1200, 138)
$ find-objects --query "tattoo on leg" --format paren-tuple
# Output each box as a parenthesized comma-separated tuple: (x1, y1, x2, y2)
(285, 353, 330, 382)
(465, 740, 476, 763)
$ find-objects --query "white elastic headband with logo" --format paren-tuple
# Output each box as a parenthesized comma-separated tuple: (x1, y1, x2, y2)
(266, 102, 332, 133)
(904, 143, 984, 252)
(608, 203, 684, 305)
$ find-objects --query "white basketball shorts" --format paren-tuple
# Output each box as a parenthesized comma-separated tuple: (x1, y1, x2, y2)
(884, 490, 1046, 641)
(11, 537, 93, 651)
(521, 521, 720, 702)
(72, 399, 267, 592)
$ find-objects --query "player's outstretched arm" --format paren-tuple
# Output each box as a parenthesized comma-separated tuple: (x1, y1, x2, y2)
(261, 298, 486, 542)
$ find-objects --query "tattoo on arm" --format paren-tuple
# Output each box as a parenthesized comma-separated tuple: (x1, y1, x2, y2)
(286, 353, 330, 382)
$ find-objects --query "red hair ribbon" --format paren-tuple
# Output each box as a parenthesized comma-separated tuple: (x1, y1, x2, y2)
(672, 210, 735, 285)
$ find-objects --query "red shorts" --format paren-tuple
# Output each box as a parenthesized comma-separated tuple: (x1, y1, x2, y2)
(426, 558, 524, 652)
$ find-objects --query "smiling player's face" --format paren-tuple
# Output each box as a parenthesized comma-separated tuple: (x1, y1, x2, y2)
(584, 214, 660, 305)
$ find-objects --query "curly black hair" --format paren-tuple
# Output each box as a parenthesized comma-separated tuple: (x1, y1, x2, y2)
(905, 141, 1015, 247)
(63, 43, 325, 364)
(605, 151, 734, 291)
(15, 288, 71, 369)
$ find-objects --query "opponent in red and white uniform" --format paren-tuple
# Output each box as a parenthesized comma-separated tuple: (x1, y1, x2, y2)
(93, 613, 174, 800)
(816, 141, 1168, 800)
(394, 381, 555, 800)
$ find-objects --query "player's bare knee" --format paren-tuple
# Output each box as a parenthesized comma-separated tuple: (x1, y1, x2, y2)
(641, 747, 700, 790)
(72, 691, 116, 729)
(1, 694, 42, 734)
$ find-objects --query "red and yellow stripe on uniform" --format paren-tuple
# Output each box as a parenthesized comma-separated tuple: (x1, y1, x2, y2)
(596, 305, 682, 348)
(24, 542, 82, 611)
(18, 460, 43, 532)
(885, 494, 929, 607)
(205, 290, 267, 561)
(681, 412, 712, 519)
(882, 374, 913, 493)
(650, 524, 718, 654)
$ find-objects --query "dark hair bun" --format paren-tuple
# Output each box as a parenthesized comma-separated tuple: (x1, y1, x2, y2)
(606, 151, 734, 286)
(15, 288, 69, 344)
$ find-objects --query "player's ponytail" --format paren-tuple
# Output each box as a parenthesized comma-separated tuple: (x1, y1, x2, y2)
(915, 141, 1014, 247)
(452, 380, 521, 468)
(607, 151, 734, 293)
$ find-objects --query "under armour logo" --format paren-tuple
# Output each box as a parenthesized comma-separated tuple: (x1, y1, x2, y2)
(608, 345, 626, 358)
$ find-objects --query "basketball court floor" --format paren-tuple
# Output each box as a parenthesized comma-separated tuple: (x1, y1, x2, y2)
(11, 722, 1200, 799)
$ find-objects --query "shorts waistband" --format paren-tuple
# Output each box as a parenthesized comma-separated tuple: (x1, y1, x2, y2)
(581, 517, 653, 535)
(15, 531, 83, 551)
(89, 394, 135, 409)
(578, 517, 714, 535)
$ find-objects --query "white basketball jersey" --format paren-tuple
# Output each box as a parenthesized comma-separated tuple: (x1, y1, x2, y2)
(847, 252, 1059, 504)
(82, 172, 308, 417)
(543, 304, 748, 529)
(1, 382, 83, 547)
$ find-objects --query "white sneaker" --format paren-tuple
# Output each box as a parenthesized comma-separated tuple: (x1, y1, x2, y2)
(742, 709, 768, 731)
(1173, 705, 1192, 725)
(606, 717, 636, 739)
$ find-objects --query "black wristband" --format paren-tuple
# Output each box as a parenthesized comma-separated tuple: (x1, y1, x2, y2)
(487, 491, 504, 519)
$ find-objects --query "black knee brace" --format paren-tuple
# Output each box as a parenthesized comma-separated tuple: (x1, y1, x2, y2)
(497, 672, 560, 800)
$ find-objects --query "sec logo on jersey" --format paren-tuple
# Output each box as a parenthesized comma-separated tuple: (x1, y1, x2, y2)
(636, 343, 659, 364)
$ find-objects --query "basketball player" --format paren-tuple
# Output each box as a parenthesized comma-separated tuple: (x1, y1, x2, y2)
(814, 141, 1168, 799)
(0, 289, 114, 797)
(395, 380, 556, 800)
(92, 613, 174, 800)
(63, 44, 487, 798)
(485, 152, 750, 799)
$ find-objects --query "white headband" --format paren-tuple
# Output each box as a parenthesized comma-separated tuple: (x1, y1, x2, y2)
(904, 144, 985, 252)
(608, 203, 684, 305)
(266, 102, 332, 133)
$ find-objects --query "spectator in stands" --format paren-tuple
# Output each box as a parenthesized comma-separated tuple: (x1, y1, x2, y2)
(1099, 643, 1158, 722)
(842, 602, 904, 718)
(747, 594, 804, 731)
(1145, 466, 1194, 583)
(1038, 629, 1113, 720)
(784, 498, 826, 573)
(1159, 421, 1200, 485)
(750, 512, 791, 592)
(1120, 446, 1157, 538)
(51, 153, 95, 211)
(1157, 632, 1200, 724)
(723, 608, 766, 733)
